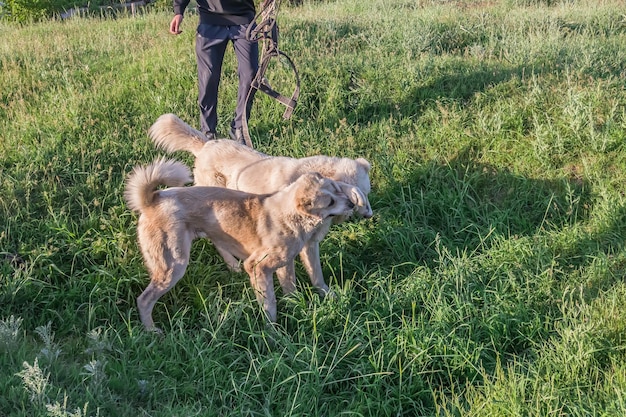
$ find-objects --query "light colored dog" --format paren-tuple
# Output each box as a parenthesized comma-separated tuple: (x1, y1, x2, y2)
(124, 158, 356, 329)
(148, 113, 373, 297)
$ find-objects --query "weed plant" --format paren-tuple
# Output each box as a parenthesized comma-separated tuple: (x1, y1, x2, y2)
(1, 0, 626, 415)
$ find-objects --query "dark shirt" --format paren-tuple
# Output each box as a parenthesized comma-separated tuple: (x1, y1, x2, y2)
(174, 0, 256, 26)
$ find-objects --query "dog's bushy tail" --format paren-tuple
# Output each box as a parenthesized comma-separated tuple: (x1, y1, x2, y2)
(124, 158, 192, 212)
(148, 113, 207, 156)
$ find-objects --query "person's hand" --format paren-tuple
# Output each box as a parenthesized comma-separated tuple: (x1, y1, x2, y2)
(169, 14, 184, 35)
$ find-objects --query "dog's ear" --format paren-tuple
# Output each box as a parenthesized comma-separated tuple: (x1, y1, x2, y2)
(334, 181, 373, 218)
(335, 182, 364, 206)
(356, 158, 371, 173)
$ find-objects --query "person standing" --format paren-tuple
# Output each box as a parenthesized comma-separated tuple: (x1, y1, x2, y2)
(169, 0, 259, 144)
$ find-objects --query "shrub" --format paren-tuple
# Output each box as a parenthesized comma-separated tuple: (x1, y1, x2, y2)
(1, 0, 150, 22)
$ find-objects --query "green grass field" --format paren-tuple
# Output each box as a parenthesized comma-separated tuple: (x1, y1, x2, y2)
(2, 0, 626, 415)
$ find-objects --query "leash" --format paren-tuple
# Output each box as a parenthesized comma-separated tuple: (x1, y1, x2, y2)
(241, 0, 300, 148)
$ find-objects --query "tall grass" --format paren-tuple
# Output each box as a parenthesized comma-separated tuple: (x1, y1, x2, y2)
(2, 0, 626, 415)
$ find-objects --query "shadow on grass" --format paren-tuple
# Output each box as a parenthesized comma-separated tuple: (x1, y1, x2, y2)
(325, 144, 626, 394)
(349, 143, 593, 271)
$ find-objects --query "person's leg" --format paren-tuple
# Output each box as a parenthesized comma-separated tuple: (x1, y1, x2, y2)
(229, 25, 259, 138)
(196, 25, 230, 135)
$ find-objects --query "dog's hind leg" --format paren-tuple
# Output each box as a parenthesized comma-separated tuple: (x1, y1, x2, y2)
(137, 233, 192, 332)
(137, 264, 188, 332)
(137, 282, 171, 332)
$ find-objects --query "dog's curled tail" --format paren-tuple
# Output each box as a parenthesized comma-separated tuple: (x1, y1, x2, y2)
(148, 113, 208, 156)
(124, 158, 192, 212)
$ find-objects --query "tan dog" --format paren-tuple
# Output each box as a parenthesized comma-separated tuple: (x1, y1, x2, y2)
(148, 113, 373, 297)
(124, 158, 356, 329)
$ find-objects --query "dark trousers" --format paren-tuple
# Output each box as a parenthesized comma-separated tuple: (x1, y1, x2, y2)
(195, 23, 259, 134)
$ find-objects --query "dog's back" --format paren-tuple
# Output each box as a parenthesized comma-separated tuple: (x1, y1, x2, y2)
(147, 113, 372, 197)
(124, 158, 192, 213)
(192, 143, 371, 197)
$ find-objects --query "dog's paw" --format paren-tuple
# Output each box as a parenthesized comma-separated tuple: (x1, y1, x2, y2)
(226, 263, 242, 273)
(143, 326, 164, 336)
(317, 286, 336, 299)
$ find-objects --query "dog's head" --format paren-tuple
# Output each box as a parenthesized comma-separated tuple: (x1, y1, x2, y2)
(294, 172, 355, 220)
(332, 157, 372, 219)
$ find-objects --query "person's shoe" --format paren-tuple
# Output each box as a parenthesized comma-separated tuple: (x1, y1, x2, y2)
(203, 131, 217, 140)
(229, 127, 247, 146)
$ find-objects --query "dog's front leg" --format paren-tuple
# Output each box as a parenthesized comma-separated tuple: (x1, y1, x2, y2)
(215, 245, 242, 272)
(299, 239, 331, 297)
(276, 263, 297, 295)
(244, 258, 277, 322)
(298, 220, 334, 297)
